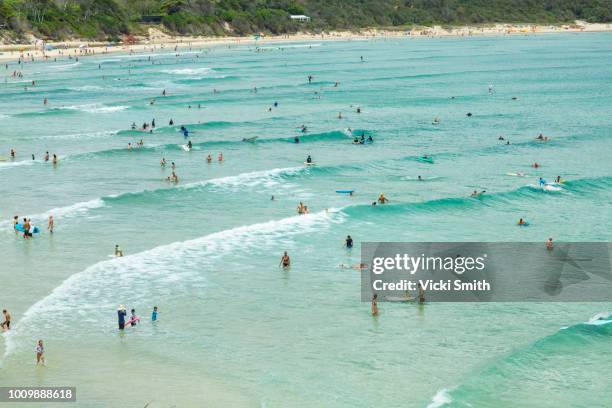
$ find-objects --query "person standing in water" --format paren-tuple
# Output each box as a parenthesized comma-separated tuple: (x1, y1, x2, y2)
(114, 245, 124, 257)
(378, 193, 389, 204)
(47, 216, 54, 234)
(345, 235, 353, 248)
(1, 309, 11, 330)
(117, 305, 127, 330)
(546, 237, 554, 250)
(35, 340, 45, 365)
(279, 251, 290, 268)
(129, 309, 139, 327)
(152, 306, 158, 321)
(418, 283, 425, 303)
(44, 151, 49, 162)
(371, 294, 378, 316)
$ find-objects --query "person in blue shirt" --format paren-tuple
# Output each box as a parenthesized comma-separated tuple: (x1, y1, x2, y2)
(539, 177, 546, 186)
(152, 306, 158, 322)
(117, 305, 127, 330)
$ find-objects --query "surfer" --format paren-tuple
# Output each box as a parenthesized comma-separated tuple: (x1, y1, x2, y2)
(300, 125, 307, 133)
(539, 177, 546, 187)
(114, 245, 124, 257)
(471, 190, 486, 197)
(555, 176, 562, 183)
(47, 216, 54, 234)
(306, 155, 312, 164)
(371, 294, 378, 316)
(117, 305, 127, 330)
(378, 193, 389, 204)
(1, 309, 11, 330)
(345, 235, 353, 248)
(279, 251, 290, 268)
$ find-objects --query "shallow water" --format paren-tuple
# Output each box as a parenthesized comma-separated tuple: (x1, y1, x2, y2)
(0, 34, 611, 407)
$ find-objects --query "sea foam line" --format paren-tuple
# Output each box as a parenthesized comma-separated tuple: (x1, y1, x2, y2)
(1, 167, 304, 229)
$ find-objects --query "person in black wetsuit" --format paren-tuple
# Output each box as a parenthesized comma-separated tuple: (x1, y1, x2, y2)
(345, 235, 353, 248)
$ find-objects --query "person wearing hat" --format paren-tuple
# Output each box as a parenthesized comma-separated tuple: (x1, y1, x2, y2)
(117, 305, 127, 330)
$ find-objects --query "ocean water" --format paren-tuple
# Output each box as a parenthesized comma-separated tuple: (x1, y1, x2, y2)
(0, 33, 611, 407)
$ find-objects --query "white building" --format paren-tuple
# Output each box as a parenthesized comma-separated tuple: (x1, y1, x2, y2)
(290, 15, 311, 22)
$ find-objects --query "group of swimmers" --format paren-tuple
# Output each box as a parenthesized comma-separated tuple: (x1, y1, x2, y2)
(352, 132, 373, 144)
(12, 215, 54, 238)
(296, 202, 310, 215)
(6, 149, 58, 164)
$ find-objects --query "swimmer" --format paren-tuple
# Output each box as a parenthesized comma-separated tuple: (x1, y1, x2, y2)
(171, 161, 176, 170)
(294, 136, 300, 143)
(357, 107, 361, 113)
(52, 154, 57, 165)
(271, 195, 275, 201)
(303, 206, 310, 214)
(532, 163, 540, 168)
(539, 177, 546, 187)
(218, 153, 223, 161)
(206, 154, 212, 163)
(152, 306, 158, 321)
(160, 158, 166, 167)
(546, 237, 554, 250)
(170, 171, 179, 183)
(128, 143, 132, 150)
(307, 75, 313, 84)
(498, 136, 505, 141)
(367, 135, 373, 143)
(338, 112, 343, 119)
(555, 176, 562, 183)
(117, 305, 127, 330)
(114, 245, 124, 257)
(187, 140, 193, 149)
(297, 202, 305, 214)
(371, 294, 378, 316)
(470, 190, 486, 197)
(129, 309, 139, 327)
(279, 251, 290, 268)
(417, 176, 423, 181)
(518, 218, 527, 226)
(345, 235, 353, 248)
(10, 149, 15, 159)
(432, 117, 440, 125)
(31, 154, 35, 160)
(44, 151, 49, 161)
(131, 122, 136, 130)
(377, 193, 389, 204)
(306, 155, 312, 164)
(169, 118, 174, 125)
(466, 112, 472, 117)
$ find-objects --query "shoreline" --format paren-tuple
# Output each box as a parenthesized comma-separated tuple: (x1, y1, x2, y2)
(1, 20, 611, 64)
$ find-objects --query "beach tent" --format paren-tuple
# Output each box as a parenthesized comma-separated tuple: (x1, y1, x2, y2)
(44, 44, 54, 51)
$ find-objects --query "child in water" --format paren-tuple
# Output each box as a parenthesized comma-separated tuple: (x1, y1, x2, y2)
(152, 306, 158, 321)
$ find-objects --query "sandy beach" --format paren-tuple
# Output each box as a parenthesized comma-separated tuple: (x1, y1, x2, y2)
(1, 20, 611, 63)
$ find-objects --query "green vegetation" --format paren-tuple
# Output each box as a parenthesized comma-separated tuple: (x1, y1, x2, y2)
(0, 0, 611, 40)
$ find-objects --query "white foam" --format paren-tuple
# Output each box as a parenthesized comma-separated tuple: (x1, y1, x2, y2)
(427, 388, 454, 408)
(0, 160, 35, 170)
(62, 104, 128, 114)
(3, 209, 345, 357)
(163, 67, 214, 75)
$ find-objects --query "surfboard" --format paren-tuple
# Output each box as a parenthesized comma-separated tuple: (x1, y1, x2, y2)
(15, 224, 40, 234)
(182, 145, 191, 152)
(304, 162, 315, 166)
(506, 172, 528, 177)
(336, 190, 354, 194)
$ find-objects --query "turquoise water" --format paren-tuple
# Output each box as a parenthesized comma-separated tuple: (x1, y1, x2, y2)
(0, 34, 611, 407)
